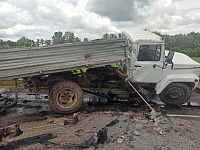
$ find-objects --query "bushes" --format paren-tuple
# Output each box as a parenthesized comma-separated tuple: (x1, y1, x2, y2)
(192, 57, 200, 63)
(0, 80, 23, 88)
(0, 81, 14, 86)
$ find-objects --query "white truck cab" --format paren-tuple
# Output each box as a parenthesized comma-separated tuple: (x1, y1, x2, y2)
(123, 29, 200, 105)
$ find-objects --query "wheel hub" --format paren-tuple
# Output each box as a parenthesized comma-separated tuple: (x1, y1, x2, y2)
(166, 88, 183, 101)
(56, 88, 77, 108)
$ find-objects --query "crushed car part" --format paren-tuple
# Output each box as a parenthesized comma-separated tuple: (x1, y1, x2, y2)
(0, 97, 17, 109)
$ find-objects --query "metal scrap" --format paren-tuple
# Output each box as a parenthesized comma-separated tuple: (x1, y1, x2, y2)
(1, 133, 56, 149)
(85, 128, 107, 147)
(46, 113, 80, 126)
(0, 94, 17, 114)
(0, 124, 23, 142)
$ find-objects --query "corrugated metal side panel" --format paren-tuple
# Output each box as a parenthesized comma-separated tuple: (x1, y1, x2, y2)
(0, 39, 127, 80)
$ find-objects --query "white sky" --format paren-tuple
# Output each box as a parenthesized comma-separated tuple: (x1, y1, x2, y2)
(0, 0, 200, 41)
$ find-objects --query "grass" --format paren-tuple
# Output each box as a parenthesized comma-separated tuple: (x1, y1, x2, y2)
(192, 57, 200, 63)
(0, 80, 23, 89)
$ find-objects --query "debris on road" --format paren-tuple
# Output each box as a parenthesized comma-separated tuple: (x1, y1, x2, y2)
(0, 124, 23, 142)
(153, 120, 164, 135)
(46, 113, 80, 126)
(85, 127, 107, 148)
(117, 136, 124, 144)
(131, 129, 141, 136)
(105, 119, 119, 127)
(85, 133, 99, 147)
(0, 89, 199, 149)
(167, 114, 200, 118)
(97, 128, 107, 144)
(0, 93, 18, 114)
(0, 107, 6, 114)
(1, 133, 56, 149)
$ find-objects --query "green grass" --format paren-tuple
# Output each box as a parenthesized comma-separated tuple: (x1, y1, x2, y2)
(0, 81, 23, 89)
(192, 57, 200, 63)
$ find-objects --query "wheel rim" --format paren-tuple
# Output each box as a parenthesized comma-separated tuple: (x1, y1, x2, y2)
(56, 88, 78, 109)
(165, 87, 184, 101)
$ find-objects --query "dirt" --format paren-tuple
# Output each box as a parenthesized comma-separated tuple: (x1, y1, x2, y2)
(0, 89, 200, 150)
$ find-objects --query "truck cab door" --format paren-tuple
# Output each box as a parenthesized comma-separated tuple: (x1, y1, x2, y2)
(130, 44, 170, 83)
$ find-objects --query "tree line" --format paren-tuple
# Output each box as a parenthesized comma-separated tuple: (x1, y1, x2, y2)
(0, 31, 88, 49)
(1, 31, 200, 57)
(153, 31, 200, 57)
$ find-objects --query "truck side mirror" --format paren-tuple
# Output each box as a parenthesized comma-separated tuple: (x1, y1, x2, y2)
(166, 51, 174, 63)
(163, 51, 174, 69)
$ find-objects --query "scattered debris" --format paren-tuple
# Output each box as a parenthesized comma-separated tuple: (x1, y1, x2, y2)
(131, 129, 141, 136)
(0, 89, 199, 149)
(167, 114, 200, 118)
(97, 128, 107, 144)
(53, 118, 68, 126)
(46, 116, 55, 123)
(117, 136, 124, 144)
(153, 120, 164, 135)
(0, 107, 6, 114)
(144, 111, 171, 124)
(128, 81, 166, 121)
(105, 119, 119, 127)
(0, 95, 17, 114)
(73, 113, 79, 124)
(1, 133, 56, 149)
(46, 113, 80, 126)
(0, 124, 23, 142)
(85, 133, 98, 147)
(85, 128, 107, 148)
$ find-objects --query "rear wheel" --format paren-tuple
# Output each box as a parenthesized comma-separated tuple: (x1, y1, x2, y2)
(159, 83, 191, 105)
(49, 80, 83, 114)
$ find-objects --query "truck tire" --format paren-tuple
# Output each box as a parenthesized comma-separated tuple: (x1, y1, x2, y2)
(0, 97, 17, 109)
(49, 80, 83, 114)
(159, 83, 191, 105)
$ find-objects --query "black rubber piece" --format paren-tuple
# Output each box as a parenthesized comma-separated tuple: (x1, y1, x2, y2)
(0, 97, 17, 109)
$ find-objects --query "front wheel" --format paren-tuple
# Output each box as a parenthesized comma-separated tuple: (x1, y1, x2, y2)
(49, 80, 83, 114)
(159, 83, 191, 105)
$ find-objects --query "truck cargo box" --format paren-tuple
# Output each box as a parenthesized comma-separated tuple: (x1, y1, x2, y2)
(0, 38, 127, 80)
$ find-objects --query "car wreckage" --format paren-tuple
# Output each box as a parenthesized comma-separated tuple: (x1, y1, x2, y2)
(0, 29, 200, 114)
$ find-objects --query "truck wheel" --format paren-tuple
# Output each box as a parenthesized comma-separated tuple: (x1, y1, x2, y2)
(49, 80, 83, 114)
(159, 83, 191, 105)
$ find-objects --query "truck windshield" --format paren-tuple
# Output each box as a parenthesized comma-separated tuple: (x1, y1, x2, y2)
(138, 45, 161, 61)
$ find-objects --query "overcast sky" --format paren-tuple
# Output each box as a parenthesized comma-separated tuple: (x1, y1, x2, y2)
(0, 0, 200, 41)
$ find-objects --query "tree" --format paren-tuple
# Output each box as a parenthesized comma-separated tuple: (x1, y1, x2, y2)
(52, 31, 65, 44)
(36, 39, 40, 46)
(110, 34, 117, 38)
(64, 32, 75, 43)
(118, 33, 122, 38)
(74, 37, 81, 43)
(17, 37, 33, 47)
(103, 33, 118, 38)
(40, 39, 44, 45)
(103, 33, 110, 38)
(45, 40, 51, 45)
(153, 31, 200, 57)
(83, 38, 88, 42)
(64, 32, 81, 43)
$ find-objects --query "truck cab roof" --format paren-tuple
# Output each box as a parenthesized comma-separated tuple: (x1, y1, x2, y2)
(123, 29, 163, 44)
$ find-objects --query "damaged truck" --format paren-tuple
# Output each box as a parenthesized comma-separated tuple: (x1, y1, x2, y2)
(0, 29, 200, 114)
